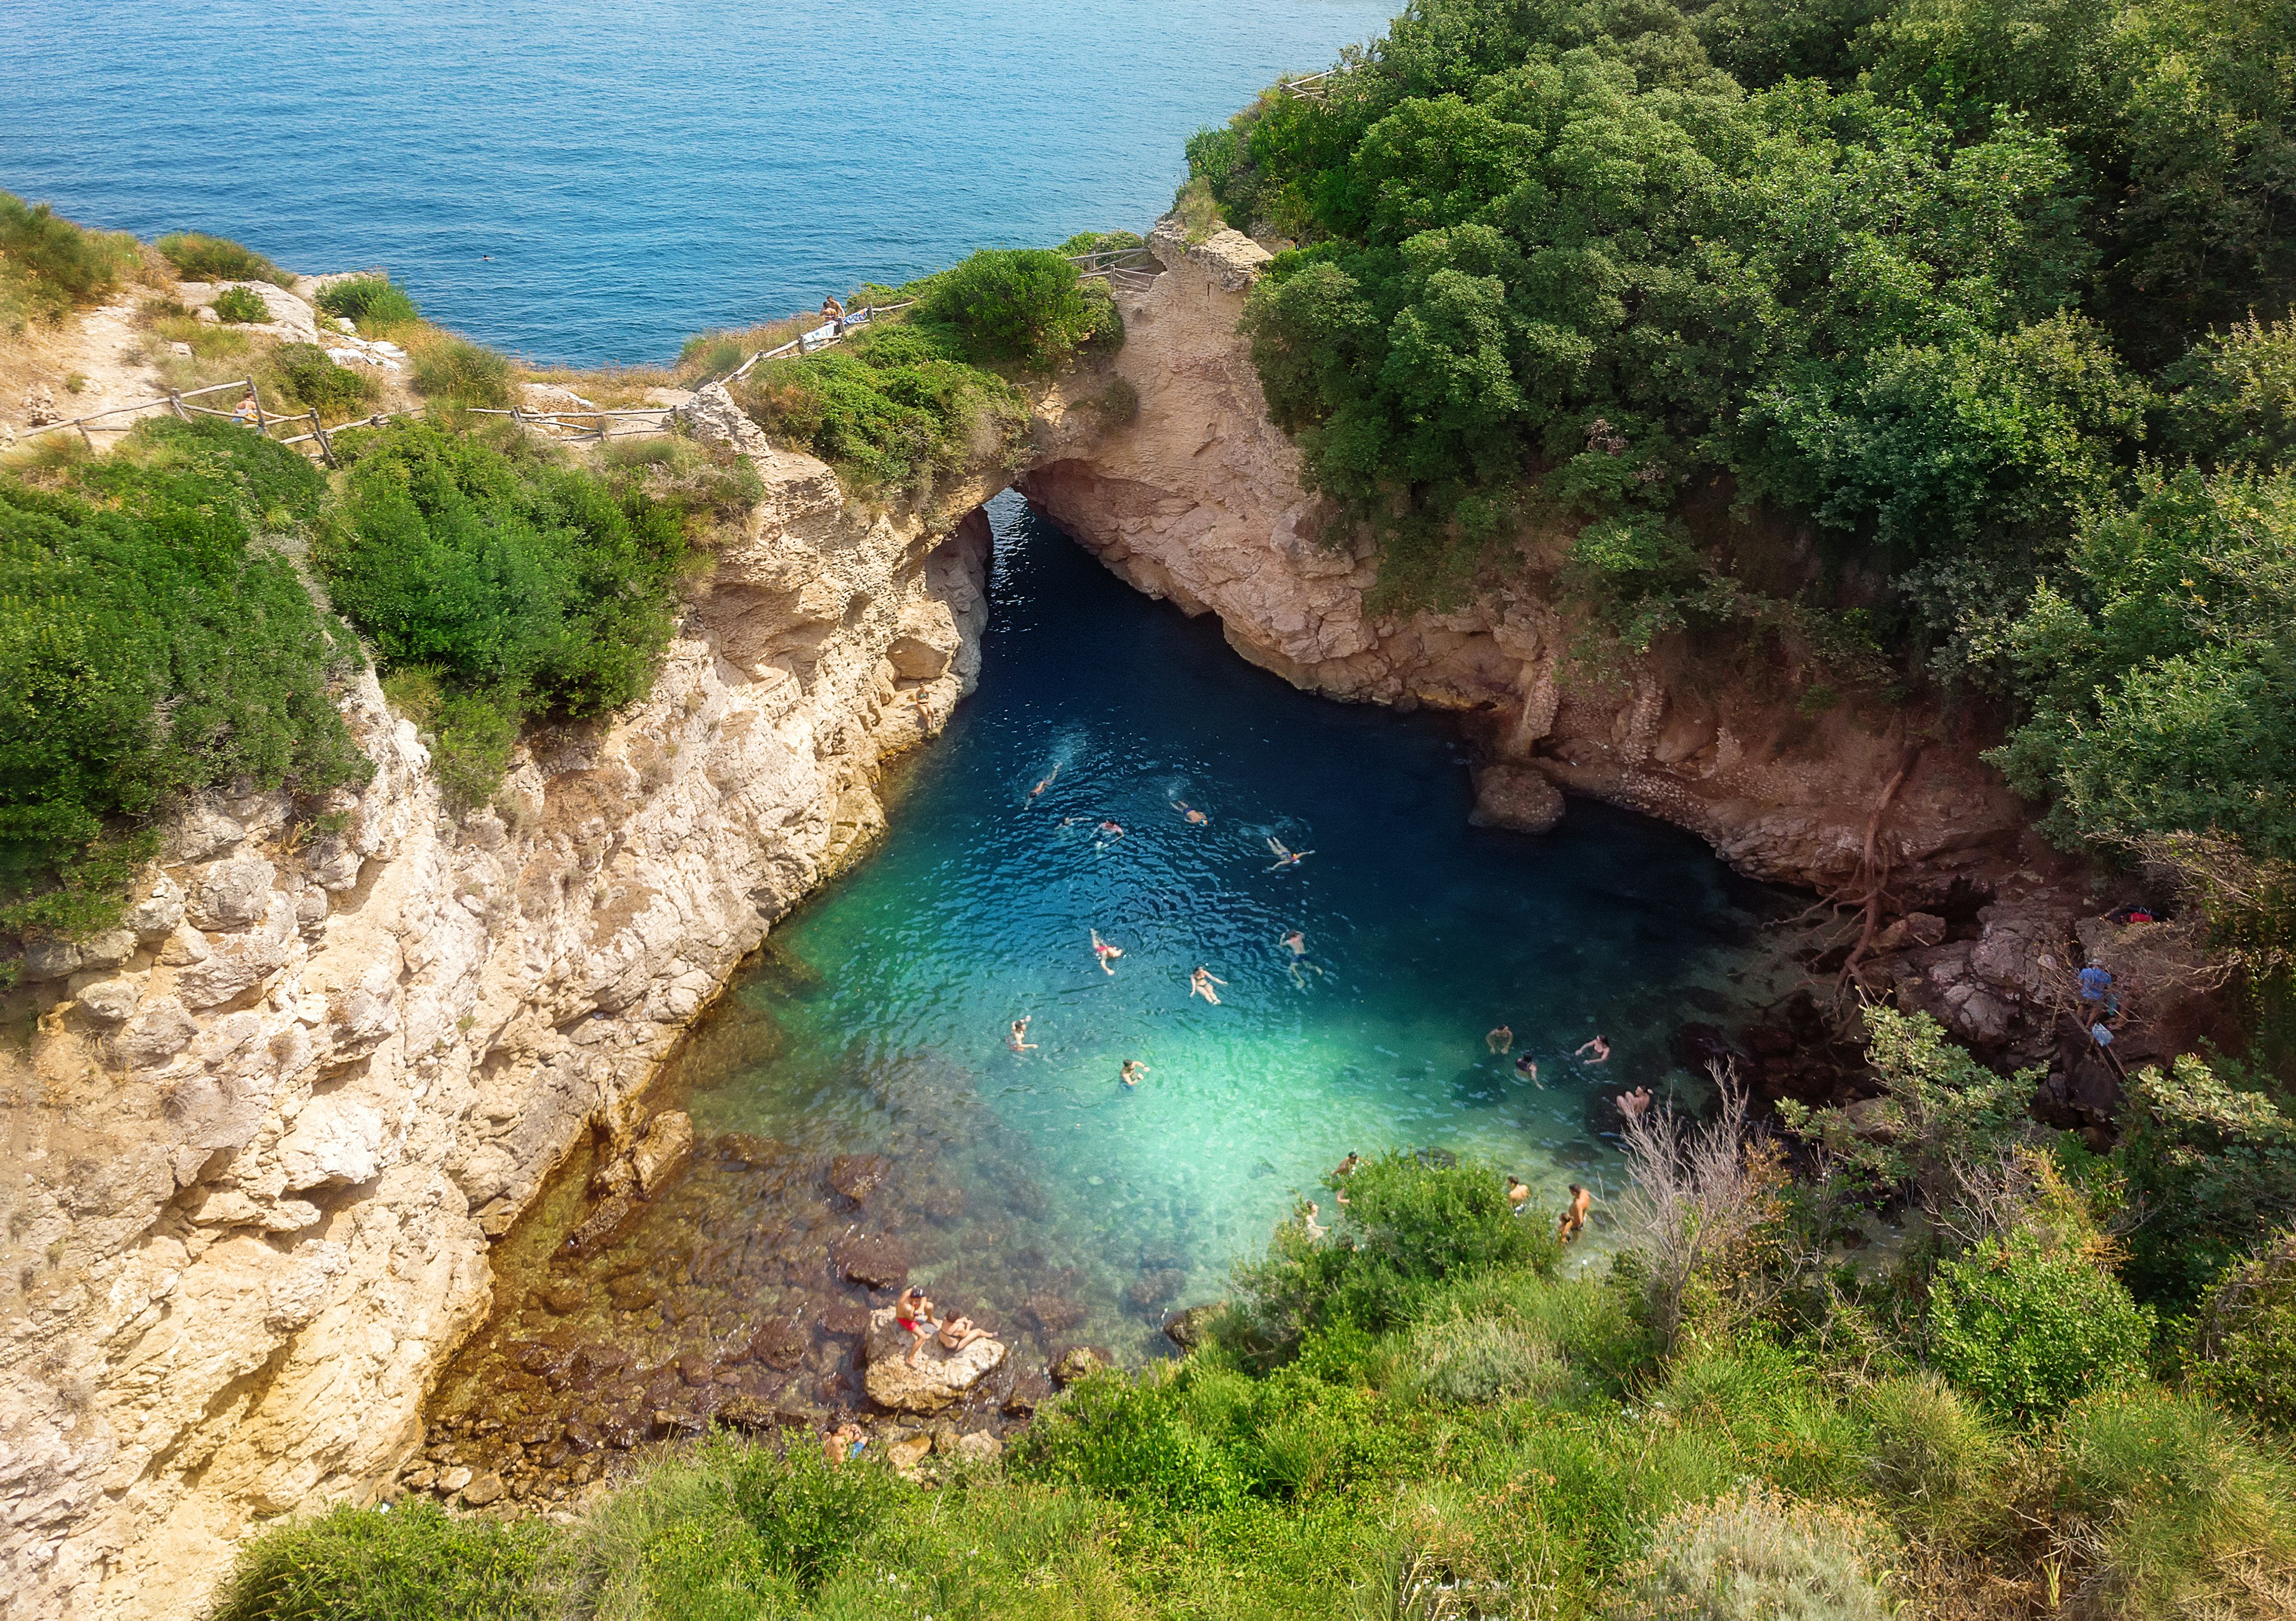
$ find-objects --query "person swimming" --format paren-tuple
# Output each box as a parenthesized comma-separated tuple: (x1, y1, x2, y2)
(1008, 1016, 1037, 1054)
(1557, 1184, 1593, 1244)
(1173, 801, 1208, 824)
(1515, 1053, 1541, 1086)
(1486, 1024, 1514, 1055)
(1265, 837, 1313, 871)
(1300, 1200, 1327, 1240)
(1281, 930, 1308, 955)
(1576, 1035, 1612, 1063)
(1094, 819, 1125, 853)
(1189, 966, 1226, 1005)
(1092, 930, 1123, 975)
(1120, 1058, 1149, 1087)
(1028, 764, 1059, 801)
(1506, 1175, 1531, 1214)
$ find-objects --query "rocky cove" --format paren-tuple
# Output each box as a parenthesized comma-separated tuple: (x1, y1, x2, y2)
(1, 224, 2132, 1621)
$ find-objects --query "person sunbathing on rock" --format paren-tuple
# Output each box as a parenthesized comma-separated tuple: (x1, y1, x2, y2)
(1616, 1086, 1651, 1125)
(893, 1286, 938, 1366)
(936, 1315, 993, 1354)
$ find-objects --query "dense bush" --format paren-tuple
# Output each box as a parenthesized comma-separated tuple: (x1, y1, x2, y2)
(2114, 1054, 2296, 1306)
(315, 273, 420, 330)
(914, 247, 1119, 373)
(211, 285, 267, 324)
(266, 342, 379, 418)
(2190, 1231, 2296, 1433)
(1221, 1150, 1558, 1360)
(410, 333, 515, 408)
(732, 320, 1025, 503)
(154, 231, 289, 287)
(209, 1499, 551, 1621)
(1858, 1373, 2010, 1547)
(0, 418, 370, 938)
(1, 193, 138, 328)
(1602, 1486, 1895, 1621)
(1397, 1311, 1562, 1406)
(316, 421, 688, 804)
(1928, 1235, 2153, 1422)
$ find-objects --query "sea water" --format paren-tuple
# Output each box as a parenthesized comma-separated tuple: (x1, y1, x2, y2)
(2, 0, 1395, 365)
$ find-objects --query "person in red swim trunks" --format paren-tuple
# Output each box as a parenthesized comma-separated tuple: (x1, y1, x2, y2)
(893, 1286, 937, 1366)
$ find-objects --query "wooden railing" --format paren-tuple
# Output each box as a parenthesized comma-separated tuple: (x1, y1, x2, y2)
(717, 299, 916, 384)
(1280, 68, 1342, 102)
(1067, 246, 1162, 295)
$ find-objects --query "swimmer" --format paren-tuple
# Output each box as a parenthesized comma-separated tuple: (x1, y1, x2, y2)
(822, 1422, 867, 1466)
(1506, 1175, 1531, 1213)
(1028, 764, 1058, 800)
(1486, 1024, 1514, 1055)
(1557, 1183, 1593, 1244)
(1265, 837, 1314, 871)
(1173, 801, 1208, 824)
(1300, 1200, 1327, 1240)
(1120, 1058, 1149, 1087)
(1092, 930, 1123, 975)
(893, 1286, 938, 1366)
(1098, 820, 1124, 837)
(1332, 1152, 1362, 1180)
(1515, 1053, 1541, 1086)
(1008, 1016, 1037, 1054)
(1281, 930, 1308, 955)
(1576, 1035, 1612, 1064)
(1189, 966, 1226, 1005)
(1616, 1086, 1651, 1125)
(936, 1315, 993, 1354)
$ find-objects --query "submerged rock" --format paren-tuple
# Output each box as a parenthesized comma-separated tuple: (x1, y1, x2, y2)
(832, 1234, 909, 1289)
(1468, 762, 1564, 835)
(827, 1153, 890, 1204)
(862, 1308, 1006, 1414)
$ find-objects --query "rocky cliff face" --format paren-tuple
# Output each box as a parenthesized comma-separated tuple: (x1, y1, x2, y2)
(1022, 221, 2040, 902)
(0, 411, 994, 1621)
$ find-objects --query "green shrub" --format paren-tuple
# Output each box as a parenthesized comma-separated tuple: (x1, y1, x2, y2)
(1928, 1237, 2152, 1423)
(2054, 1385, 2296, 1618)
(411, 335, 514, 408)
(1398, 1312, 1563, 1406)
(2190, 1231, 2296, 1432)
(0, 194, 138, 328)
(1602, 1486, 1895, 1621)
(1858, 1373, 2010, 1546)
(154, 231, 288, 287)
(915, 248, 1119, 373)
(212, 285, 267, 324)
(1009, 1367, 1247, 1513)
(267, 342, 379, 419)
(732, 322, 1025, 503)
(1096, 376, 1139, 426)
(2163, 310, 2296, 470)
(2114, 1054, 2296, 1306)
(316, 422, 688, 805)
(1222, 1151, 1559, 1361)
(0, 418, 370, 938)
(210, 1499, 554, 1621)
(315, 273, 420, 330)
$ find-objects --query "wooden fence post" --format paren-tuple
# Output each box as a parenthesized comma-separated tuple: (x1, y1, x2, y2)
(168, 390, 188, 422)
(310, 410, 339, 468)
(246, 377, 267, 436)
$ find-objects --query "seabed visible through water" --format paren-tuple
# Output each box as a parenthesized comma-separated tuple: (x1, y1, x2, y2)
(431, 496, 1797, 1452)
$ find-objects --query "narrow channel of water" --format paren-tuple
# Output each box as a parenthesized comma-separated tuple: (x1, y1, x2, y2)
(430, 497, 1791, 1455)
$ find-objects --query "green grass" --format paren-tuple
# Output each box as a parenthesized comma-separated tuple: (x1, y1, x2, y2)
(154, 231, 291, 287)
(316, 273, 420, 332)
(1, 193, 139, 331)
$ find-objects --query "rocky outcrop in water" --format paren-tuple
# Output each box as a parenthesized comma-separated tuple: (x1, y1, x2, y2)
(0, 429, 997, 1621)
(1021, 220, 2038, 902)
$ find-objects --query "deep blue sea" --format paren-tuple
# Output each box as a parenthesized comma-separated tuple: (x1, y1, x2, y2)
(2, 0, 1392, 366)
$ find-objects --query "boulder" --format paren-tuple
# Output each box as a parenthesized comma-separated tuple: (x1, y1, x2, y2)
(862, 1309, 1006, 1414)
(628, 1111, 694, 1194)
(1162, 1303, 1223, 1350)
(827, 1152, 890, 1204)
(277, 1095, 388, 1190)
(887, 1434, 933, 1476)
(1049, 1346, 1105, 1385)
(187, 856, 275, 929)
(68, 972, 142, 1026)
(951, 1430, 1003, 1464)
(1468, 763, 1564, 835)
(108, 995, 199, 1068)
(832, 1234, 909, 1289)
(124, 872, 186, 939)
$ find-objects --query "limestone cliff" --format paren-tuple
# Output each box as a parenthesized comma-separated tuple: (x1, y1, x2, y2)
(1022, 219, 2040, 902)
(0, 412, 994, 1621)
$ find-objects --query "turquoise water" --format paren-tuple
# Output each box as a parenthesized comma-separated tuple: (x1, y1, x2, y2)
(670, 497, 1782, 1346)
(2, 0, 1392, 366)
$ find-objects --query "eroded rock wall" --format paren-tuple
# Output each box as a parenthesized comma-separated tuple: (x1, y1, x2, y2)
(1022, 221, 2037, 899)
(0, 431, 994, 1621)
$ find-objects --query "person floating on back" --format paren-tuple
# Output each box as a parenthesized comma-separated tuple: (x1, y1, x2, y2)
(1189, 966, 1226, 1005)
(1266, 837, 1312, 871)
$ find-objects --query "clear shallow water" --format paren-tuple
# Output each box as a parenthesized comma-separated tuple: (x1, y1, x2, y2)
(3, 0, 1392, 366)
(435, 497, 1789, 1446)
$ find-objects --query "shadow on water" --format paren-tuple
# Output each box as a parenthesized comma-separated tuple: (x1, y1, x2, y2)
(429, 493, 1799, 1474)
